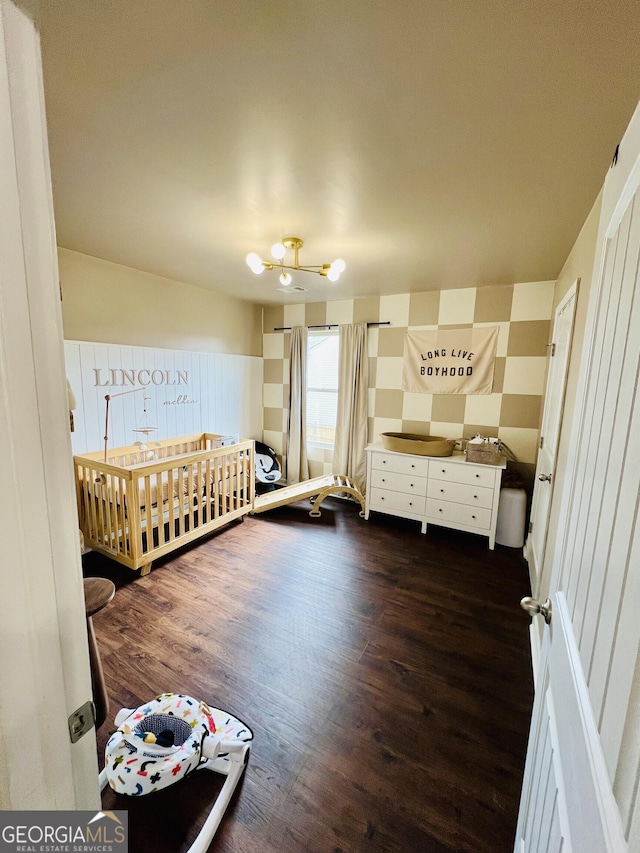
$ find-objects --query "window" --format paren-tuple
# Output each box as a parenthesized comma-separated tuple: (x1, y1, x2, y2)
(306, 331, 339, 447)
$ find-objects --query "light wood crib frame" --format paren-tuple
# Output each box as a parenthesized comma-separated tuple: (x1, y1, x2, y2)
(74, 434, 255, 575)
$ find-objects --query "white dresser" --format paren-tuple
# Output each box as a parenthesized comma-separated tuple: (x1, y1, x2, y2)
(365, 444, 506, 549)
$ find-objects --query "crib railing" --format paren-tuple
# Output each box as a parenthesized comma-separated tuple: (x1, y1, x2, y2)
(74, 435, 255, 574)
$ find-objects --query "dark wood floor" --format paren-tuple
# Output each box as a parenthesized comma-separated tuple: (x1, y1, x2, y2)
(86, 498, 534, 853)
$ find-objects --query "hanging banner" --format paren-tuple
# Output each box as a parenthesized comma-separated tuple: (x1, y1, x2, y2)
(402, 326, 499, 394)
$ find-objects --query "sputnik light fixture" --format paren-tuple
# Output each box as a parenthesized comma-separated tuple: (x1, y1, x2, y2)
(246, 236, 346, 287)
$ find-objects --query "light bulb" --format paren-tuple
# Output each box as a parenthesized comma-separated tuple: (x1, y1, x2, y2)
(248, 257, 264, 275)
(279, 271, 292, 286)
(271, 242, 286, 260)
(332, 258, 346, 274)
(246, 253, 265, 274)
(327, 268, 340, 282)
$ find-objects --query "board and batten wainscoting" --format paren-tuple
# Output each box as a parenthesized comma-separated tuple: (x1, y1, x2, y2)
(64, 341, 263, 454)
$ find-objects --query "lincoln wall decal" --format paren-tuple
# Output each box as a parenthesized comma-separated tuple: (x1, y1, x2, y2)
(64, 340, 263, 454)
(402, 326, 499, 394)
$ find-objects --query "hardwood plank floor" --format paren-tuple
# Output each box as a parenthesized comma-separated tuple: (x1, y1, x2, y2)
(86, 497, 534, 853)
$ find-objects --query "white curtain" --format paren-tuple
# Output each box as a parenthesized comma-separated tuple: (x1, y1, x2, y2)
(333, 322, 368, 493)
(286, 325, 309, 484)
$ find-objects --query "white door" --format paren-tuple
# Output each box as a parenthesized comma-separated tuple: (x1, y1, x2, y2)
(0, 0, 99, 808)
(515, 100, 640, 851)
(525, 282, 577, 595)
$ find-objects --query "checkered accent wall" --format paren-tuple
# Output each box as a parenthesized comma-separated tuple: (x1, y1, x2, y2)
(262, 282, 555, 480)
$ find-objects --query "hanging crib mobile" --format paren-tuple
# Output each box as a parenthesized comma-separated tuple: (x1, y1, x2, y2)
(131, 394, 161, 460)
(101, 692, 253, 852)
(102, 388, 160, 463)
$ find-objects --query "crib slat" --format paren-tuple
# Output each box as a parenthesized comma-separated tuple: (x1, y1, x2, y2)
(249, 447, 254, 504)
(143, 475, 152, 555)
(111, 476, 121, 553)
(117, 477, 127, 557)
(226, 454, 232, 512)
(104, 475, 115, 549)
(204, 458, 211, 523)
(167, 465, 176, 544)
(104, 476, 114, 547)
(75, 464, 85, 533)
(196, 460, 204, 528)
(114, 476, 123, 554)
(97, 475, 108, 546)
(229, 451, 235, 510)
(109, 477, 120, 554)
(82, 466, 95, 542)
(139, 473, 147, 549)
(187, 462, 195, 534)
(178, 465, 185, 537)
(157, 471, 166, 547)
(243, 448, 250, 507)
(212, 457, 220, 520)
(94, 470, 106, 545)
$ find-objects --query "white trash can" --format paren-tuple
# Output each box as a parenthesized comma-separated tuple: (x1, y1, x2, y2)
(496, 488, 527, 548)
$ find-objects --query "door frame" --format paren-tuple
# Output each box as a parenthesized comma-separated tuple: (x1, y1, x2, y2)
(524, 279, 578, 599)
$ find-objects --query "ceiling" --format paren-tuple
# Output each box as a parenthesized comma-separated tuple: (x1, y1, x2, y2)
(38, 1, 640, 305)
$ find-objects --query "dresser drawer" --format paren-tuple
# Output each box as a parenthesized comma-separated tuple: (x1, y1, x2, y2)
(426, 498, 492, 530)
(370, 468, 428, 496)
(428, 459, 498, 488)
(427, 479, 493, 509)
(370, 452, 428, 477)
(369, 488, 426, 516)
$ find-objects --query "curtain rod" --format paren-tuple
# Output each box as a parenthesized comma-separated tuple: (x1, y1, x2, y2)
(273, 321, 391, 332)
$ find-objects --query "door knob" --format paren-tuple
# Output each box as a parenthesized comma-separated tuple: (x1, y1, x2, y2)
(520, 596, 552, 625)
(538, 473, 552, 482)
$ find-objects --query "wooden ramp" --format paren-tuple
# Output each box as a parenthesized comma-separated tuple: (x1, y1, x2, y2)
(251, 474, 366, 518)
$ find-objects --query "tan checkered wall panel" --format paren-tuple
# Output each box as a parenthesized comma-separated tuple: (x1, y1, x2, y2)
(262, 282, 554, 479)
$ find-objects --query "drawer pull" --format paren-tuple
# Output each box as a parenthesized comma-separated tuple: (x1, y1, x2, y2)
(381, 496, 384, 500)
(409, 502, 413, 506)
(441, 469, 446, 473)
(439, 508, 443, 513)
(440, 488, 444, 493)
(410, 483, 414, 488)
(475, 474, 480, 478)
(411, 464, 415, 468)
(473, 495, 478, 499)
(472, 515, 476, 519)
(381, 478, 385, 482)
(382, 460, 386, 464)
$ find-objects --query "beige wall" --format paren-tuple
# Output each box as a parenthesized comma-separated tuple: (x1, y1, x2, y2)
(59, 248, 262, 357)
(553, 190, 602, 311)
(262, 283, 555, 482)
(538, 191, 602, 599)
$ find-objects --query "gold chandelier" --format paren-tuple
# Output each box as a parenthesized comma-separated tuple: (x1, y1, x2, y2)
(246, 236, 346, 286)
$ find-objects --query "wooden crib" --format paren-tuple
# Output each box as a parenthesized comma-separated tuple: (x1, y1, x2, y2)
(74, 434, 255, 575)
